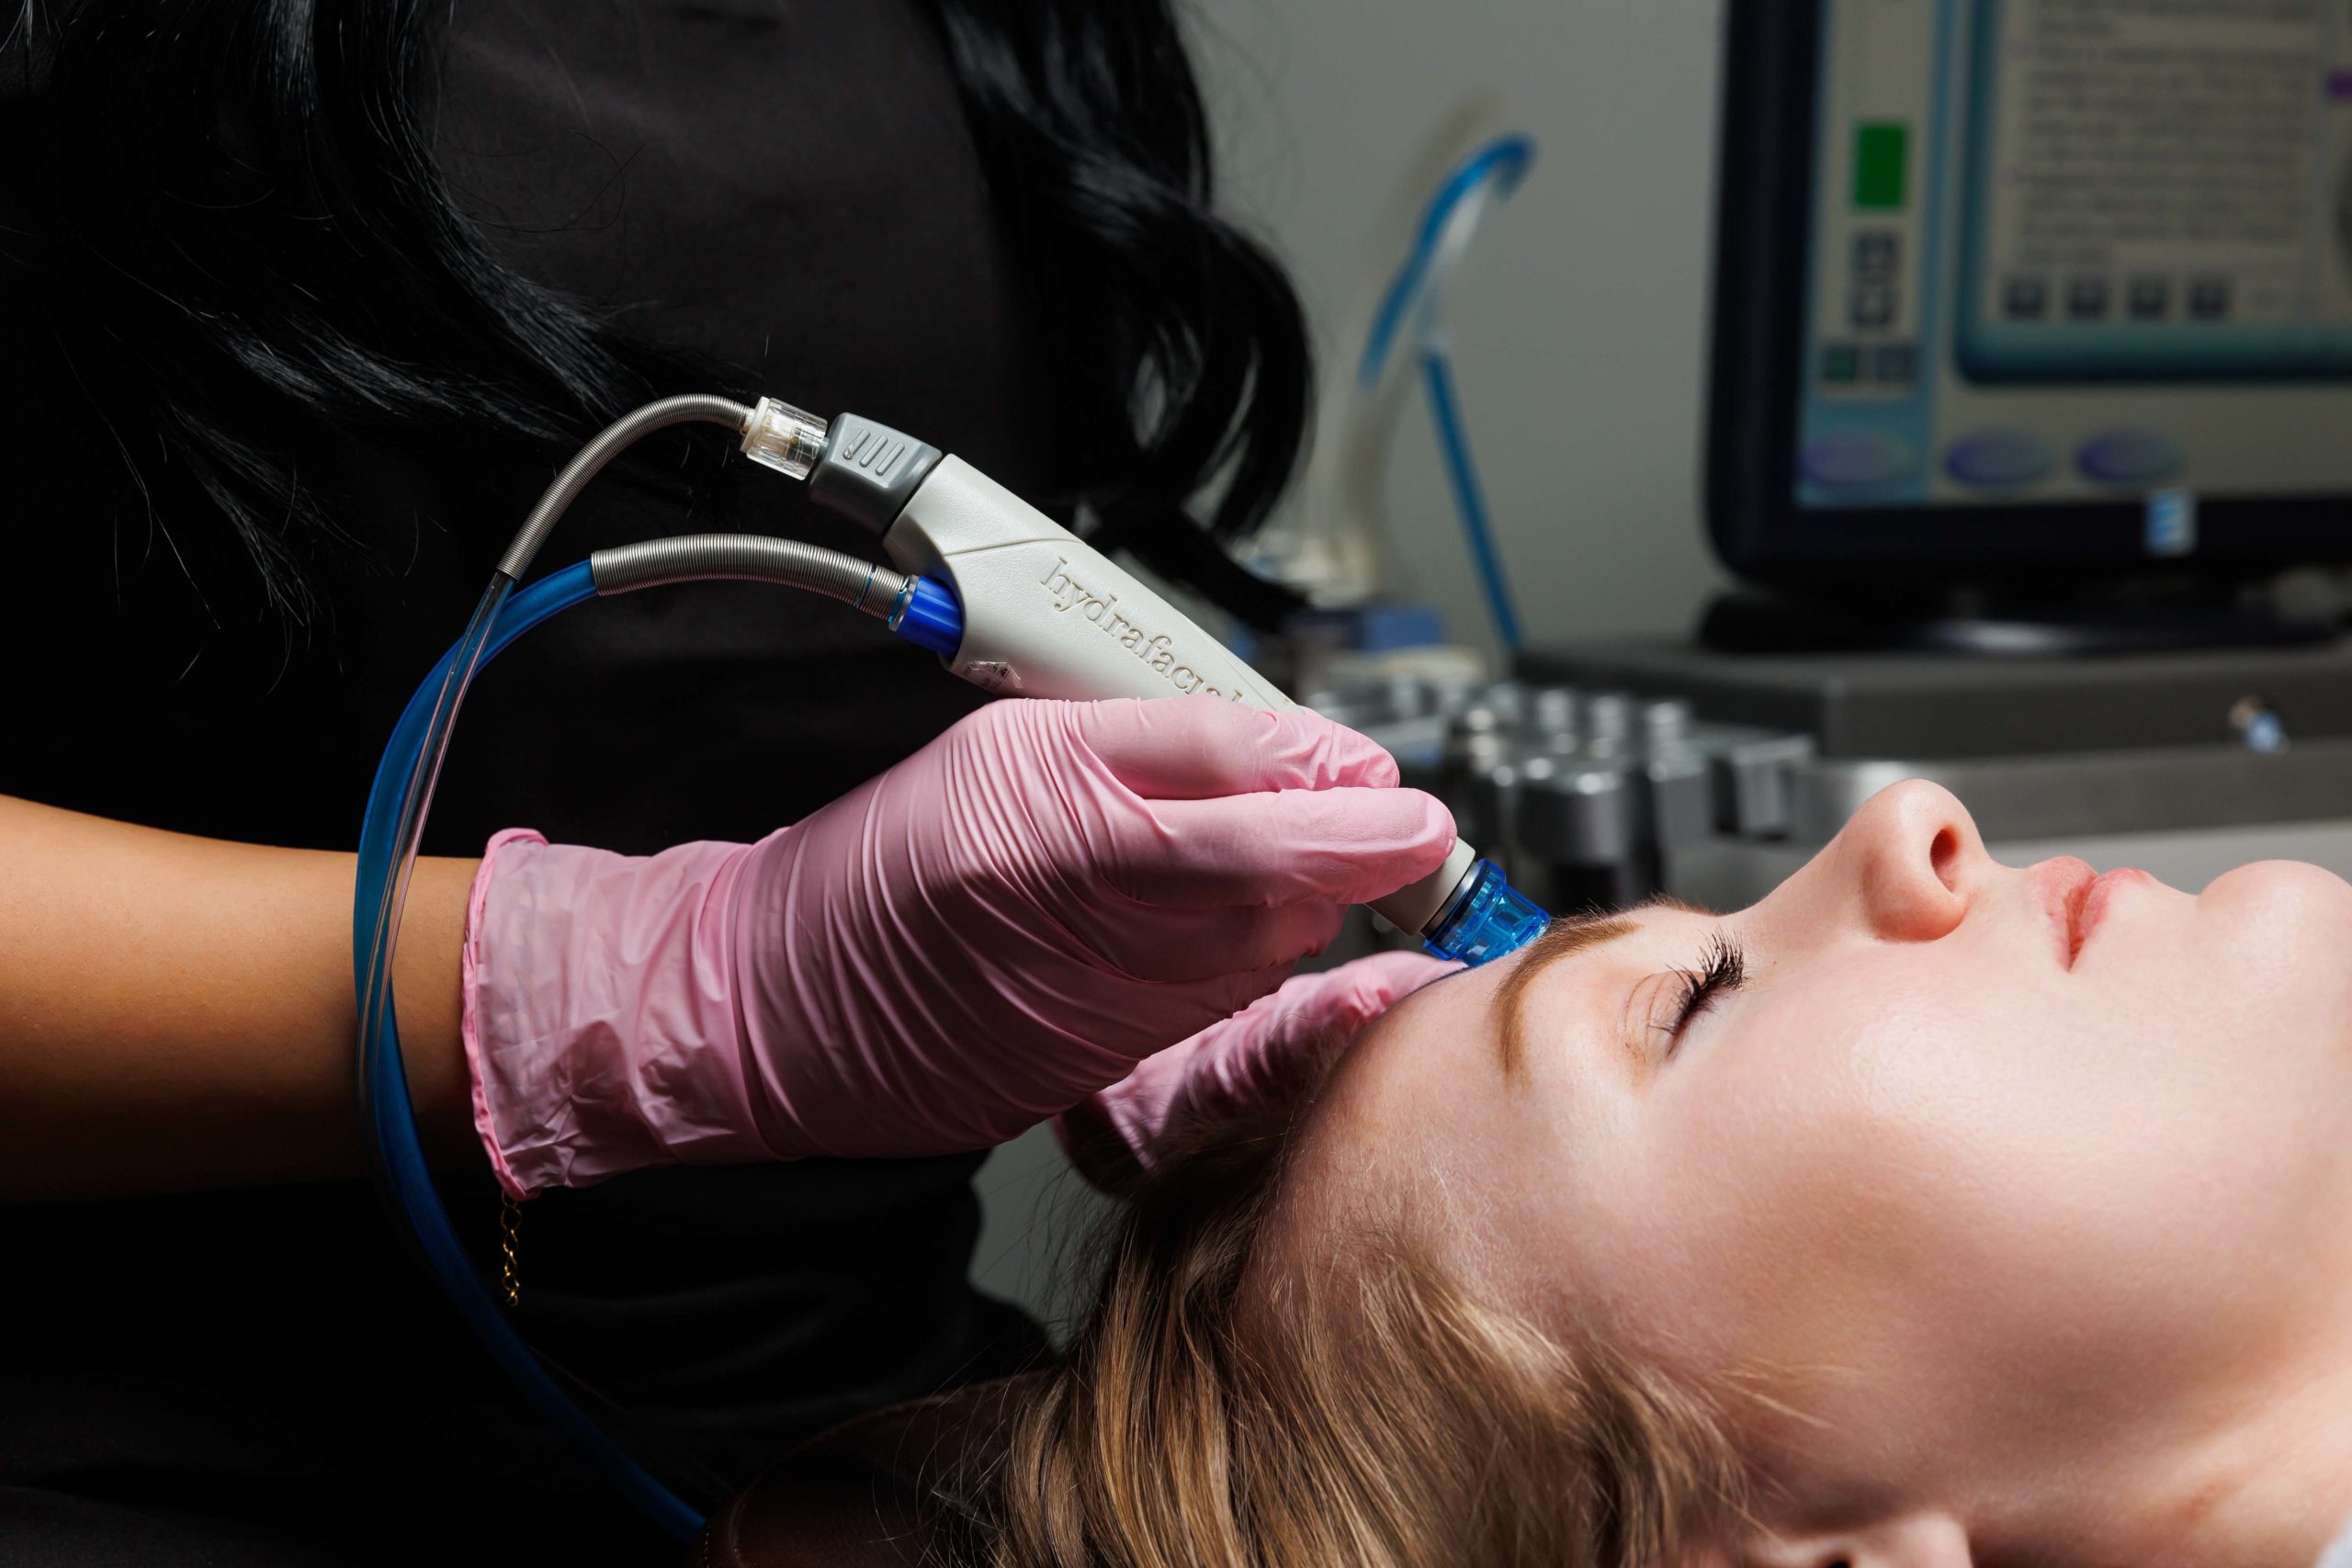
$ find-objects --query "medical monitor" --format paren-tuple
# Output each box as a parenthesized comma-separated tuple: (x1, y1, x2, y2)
(1707, 0, 2352, 587)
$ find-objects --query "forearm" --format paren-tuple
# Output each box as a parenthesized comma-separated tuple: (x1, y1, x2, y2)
(0, 795, 480, 1200)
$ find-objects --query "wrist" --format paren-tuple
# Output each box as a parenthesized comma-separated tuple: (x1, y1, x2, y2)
(460, 829, 548, 1200)
(463, 829, 780, 1197)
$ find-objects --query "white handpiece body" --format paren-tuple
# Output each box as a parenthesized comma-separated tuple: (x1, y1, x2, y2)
(881, 457, 1294, 708)
(880, 456, 1476, 935)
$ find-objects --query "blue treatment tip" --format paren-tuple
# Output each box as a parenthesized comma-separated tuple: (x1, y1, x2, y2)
(1421, 859, 1549, 966)
(889, 575, 964, 657)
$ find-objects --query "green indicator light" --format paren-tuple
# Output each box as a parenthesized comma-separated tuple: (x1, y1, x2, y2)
(1853, 121, 1908, 210)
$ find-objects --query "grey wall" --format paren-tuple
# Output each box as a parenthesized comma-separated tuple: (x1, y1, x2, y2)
(1189, 0, 1735, 657)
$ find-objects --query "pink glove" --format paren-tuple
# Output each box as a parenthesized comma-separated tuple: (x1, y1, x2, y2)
(461, 697, 1456, 1197)
(1054, 950, 1457, 1192)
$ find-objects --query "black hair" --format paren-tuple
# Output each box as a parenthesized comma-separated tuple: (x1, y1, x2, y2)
(13, 0, 1310, 627)
(915, 1, 1311, 626)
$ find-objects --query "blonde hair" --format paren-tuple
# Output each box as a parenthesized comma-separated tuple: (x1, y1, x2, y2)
(989, 1106, 1747, 1567)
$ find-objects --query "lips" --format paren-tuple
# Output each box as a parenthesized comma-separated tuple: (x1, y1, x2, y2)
(2033, 857, 2143, 968)
(2035, 857, 2097, 969)
(2074, 867, 2148, 962)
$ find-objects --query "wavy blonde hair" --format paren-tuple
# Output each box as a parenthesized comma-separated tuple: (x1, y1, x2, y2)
(989, 1102, 1747, 1567)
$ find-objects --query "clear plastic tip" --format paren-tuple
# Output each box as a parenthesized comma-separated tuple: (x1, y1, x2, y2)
(1421, 859, 1549, 967)
(741, 397, 829, 480)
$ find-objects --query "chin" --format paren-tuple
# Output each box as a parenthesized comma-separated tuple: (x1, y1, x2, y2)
(2199, 859, 2352, 952)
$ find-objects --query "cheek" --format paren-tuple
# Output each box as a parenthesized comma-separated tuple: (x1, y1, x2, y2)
(1602, 971, 2025, 1374)
(1553, 959, 1993, 1388)
(1594, 935, 2352, 1445)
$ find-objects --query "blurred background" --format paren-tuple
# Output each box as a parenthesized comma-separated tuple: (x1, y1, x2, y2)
(1187, 0, 1733, 659)
(978, 0, 2352, 1324)
(979, 0, 1740, 1321)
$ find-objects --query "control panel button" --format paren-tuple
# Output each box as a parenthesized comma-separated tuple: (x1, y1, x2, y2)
(1802, 430, 1918, 490)
(1943, 429, 2053, 489)
(2076, 428, 2182, 486)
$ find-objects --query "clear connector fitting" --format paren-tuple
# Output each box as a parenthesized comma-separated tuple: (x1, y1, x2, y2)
(741, 397, 830, 480)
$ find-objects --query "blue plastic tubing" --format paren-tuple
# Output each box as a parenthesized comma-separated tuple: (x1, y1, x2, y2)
(354, 560, 970, 1539)
(1354, 133, 1536, 656)
(1420, 347, 1523, 653)
(351, 561, 707, 1540)
(1356, 134, 1536, 388)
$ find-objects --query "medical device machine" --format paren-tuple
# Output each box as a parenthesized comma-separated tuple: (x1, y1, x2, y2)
(1709, 0, 2352, 616)
(353, 393, 1549, 1537)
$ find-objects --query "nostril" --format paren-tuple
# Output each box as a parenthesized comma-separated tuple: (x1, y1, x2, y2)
(1929, 826, 1961, 890)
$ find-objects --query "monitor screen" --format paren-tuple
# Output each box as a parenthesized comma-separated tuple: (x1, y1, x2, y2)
(1709, 0, 2352, 581)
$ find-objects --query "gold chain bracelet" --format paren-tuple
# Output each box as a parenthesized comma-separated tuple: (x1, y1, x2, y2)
(499, 1191, 523, 1308)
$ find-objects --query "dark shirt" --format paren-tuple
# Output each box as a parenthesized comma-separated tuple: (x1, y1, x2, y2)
(0, 4, 1060, 1561)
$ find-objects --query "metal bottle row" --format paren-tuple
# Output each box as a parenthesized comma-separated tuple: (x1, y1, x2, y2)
(1309, 677, 1815, 914)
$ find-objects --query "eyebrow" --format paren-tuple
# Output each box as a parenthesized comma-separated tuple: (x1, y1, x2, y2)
(1490, 895, 1712, 1080)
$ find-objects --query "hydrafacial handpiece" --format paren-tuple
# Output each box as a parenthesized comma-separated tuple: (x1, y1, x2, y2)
(741, 398, 1550, 964)
(356, 393, 1549, 1541)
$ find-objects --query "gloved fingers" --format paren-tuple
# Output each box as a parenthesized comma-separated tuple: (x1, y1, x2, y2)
(1082, 897, 1346, 983)
(1251, 950, 1464, 1050)
(1102, 786, 1456, 908)
(1070, 696, 1401, 799)
(1170, 951, 1461, 1115)
(1187, 955, 1310, 1035)
(1057, 952, 1459, 1192)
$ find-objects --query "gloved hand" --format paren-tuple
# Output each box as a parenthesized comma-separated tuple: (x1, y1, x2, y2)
(459, 697, 1455, 1197)
(1054, 949, 1457, 1193)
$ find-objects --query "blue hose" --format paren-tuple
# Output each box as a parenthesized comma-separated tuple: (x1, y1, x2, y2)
(1357, 134, 1535, 389)
(1420, 345, 1522, 653)
(1355, 133, 1536, 654)
(352, 561, 707, 1540)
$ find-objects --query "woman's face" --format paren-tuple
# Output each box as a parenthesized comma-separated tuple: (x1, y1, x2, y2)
(1299, 781, 2352, 1560)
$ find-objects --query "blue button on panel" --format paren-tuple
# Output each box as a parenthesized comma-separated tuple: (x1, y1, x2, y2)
(1801, 430, 1918, 490)
(2075, 427, 2182, 486)
(1943, 429, 2054, 489)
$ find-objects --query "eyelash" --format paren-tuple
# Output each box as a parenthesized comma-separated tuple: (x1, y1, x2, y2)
(1660, 933, 1747, 1051)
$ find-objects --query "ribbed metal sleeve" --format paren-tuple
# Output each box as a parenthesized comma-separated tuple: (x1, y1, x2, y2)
(588, 534, 907, 615)
(495, 395, 754, 581)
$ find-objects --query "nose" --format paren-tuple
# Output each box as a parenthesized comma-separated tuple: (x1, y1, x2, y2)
(1834, 779, 1983, 942)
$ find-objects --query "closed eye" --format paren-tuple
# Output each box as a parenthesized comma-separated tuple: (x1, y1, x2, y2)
(1660, 933, 1747, 1053)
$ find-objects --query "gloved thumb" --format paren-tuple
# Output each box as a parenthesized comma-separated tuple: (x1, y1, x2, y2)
(1055, 950, 1458, 1192)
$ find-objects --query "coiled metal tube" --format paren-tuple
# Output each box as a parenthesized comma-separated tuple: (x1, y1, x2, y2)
(494, 394, 754, 581)
(591, 534, 906, 614)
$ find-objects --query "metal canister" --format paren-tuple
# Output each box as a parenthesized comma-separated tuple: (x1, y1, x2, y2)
(1515, 752, 1645, 910)
(1526, 685, 1581, 750)
(1439, 705, 1512, 849)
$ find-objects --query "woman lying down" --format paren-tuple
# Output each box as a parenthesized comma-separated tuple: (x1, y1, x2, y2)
(999, 779, 2352, 1568)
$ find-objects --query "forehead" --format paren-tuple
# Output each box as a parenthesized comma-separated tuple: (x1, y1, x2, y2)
(1267, 964, 1524, 1302)
(1283, 903, 1766, 1315)
(1287, 961, 1504, 1186)
(1313, 904, 1696, 1137)
(1280, 917, 1668, 1284)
